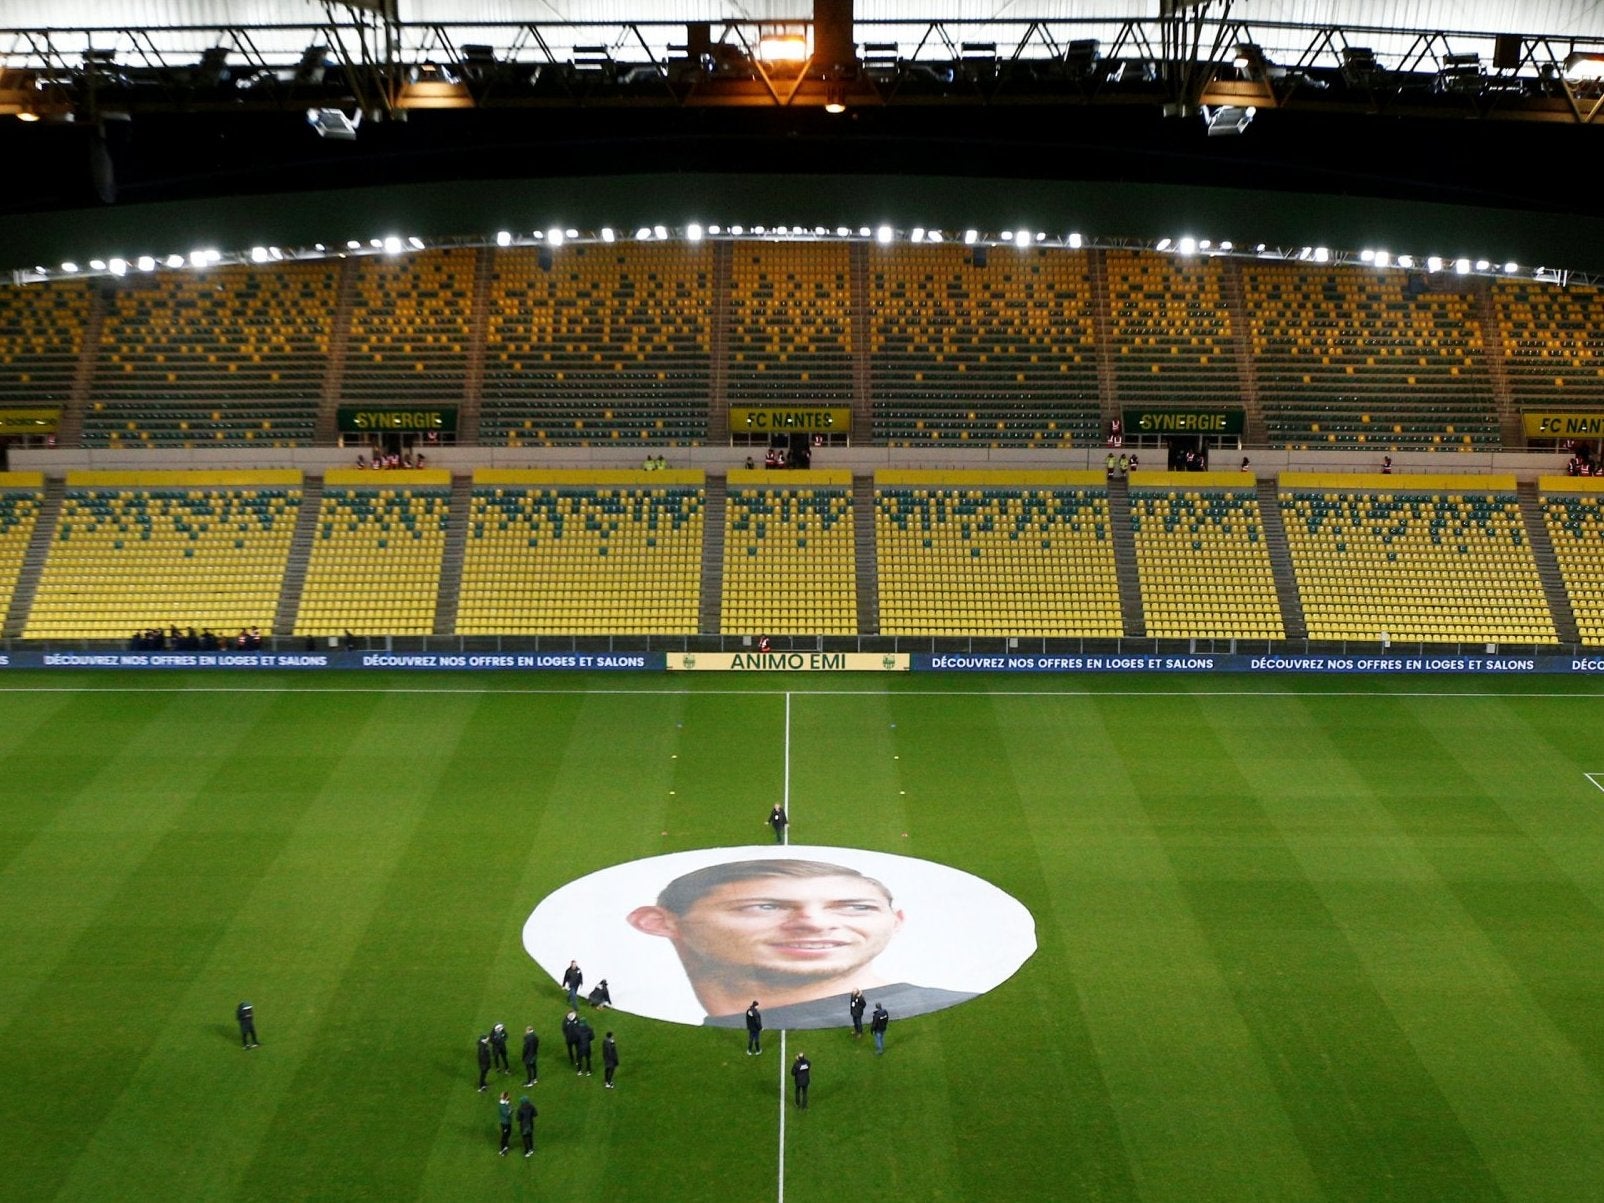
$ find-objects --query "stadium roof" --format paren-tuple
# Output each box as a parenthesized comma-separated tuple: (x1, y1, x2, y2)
(4, 1, 1604, 275)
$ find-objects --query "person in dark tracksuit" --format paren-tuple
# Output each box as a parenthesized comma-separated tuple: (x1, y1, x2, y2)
(497, 1091, 513, 1156)
(476, 1033, 493, 1092)
(490, 1023, 511, 1074)
(871, 1002, 889, 1055)
(768, 804, 788, 844)
(522, 1025, 539, 1087)
(517, 1095, 537, 1157)
(791, 1052, 811, 1108)
(562, 961, 584, 1007)
(745, 1001, 762, 1054)
(562, 1010, 580, 1065)
(602, 1032, 619, 1088)
(849, 989, 866, 1038)
(575, 1017, 595, 1075)
(236, 1002, 259, 1049)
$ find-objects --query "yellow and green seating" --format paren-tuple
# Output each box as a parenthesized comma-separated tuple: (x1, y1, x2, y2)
(0, 473, 45, 617)
(721, 470, 856, 635)
(0, 279, 91, 408)
(481, 243, 712, 445)
(875, 471, 1121, 636)
(1278, 473, 1553, 642)
(24, 471, 300, 639)
(456, 470, 703, 634)
(729, 242, 853, 404)
(1539, 477, 1604, 646)
(344, 248, 476, 401)
(1129, 474, 1284, 638)
(1495, 279, 1604, 410)
(869, 244, 1100, 446)
(1106, 249, 1237, 406)
(294, 470, 451, 636)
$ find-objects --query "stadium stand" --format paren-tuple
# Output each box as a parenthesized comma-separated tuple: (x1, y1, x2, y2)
(721, 469, 857, 636)
(1494, 278, 1604, 411)
(875, 471, 1121, 635)
(1105, 249, 1238, 405)
(343, 248, 476, 401)
(456, 470, 703, 634)
(83, 262, 333, 447)
(294, 469, 451, 637)
(728, 242, 854, 404)
(0, 472, 45, 619)
(480, 243, 712, 445)
(1278, 472, 1555, 643)
(0, 278, 91, 409)
(24, 471, 300, 639)
(1539, 476, 1604, 646)
(868, 244, 1100, 446)
(1244, 263, 1499, 451)
(1128, 472, 1284, 639)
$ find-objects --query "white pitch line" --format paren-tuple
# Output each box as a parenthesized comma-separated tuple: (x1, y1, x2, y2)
(1585, 773, 1604, 794)
(777, 690, 792, 1203)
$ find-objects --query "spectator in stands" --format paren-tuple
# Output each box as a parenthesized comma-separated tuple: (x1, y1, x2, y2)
(642, 453, 655, 471)
(1128, 454, 1139, 472)
(765, 448, 782, 469)
(416, 453, 427, 468)
(1241, 456, 1251, 472)
(656, 455, 668, 471)
(1108, 417, 1123, 447)
(1381, 455, 1393, 474)
(745, 456, 756, 470)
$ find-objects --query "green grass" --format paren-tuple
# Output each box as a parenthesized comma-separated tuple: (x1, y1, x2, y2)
(5, 671, 1604, 1202)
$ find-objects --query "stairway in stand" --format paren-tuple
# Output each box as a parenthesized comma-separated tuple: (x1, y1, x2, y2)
(853, 474, 879, 635)
(273, 476, 323, 636)
(316, 257, 360, 446)
(698, 475, 726, 634)
(433, 474, 475, 636)
(706, 243, 733, 444)
(1516, 480, 1578, 645)
(1256, 478, 1306, 639)
(3, 476, 66, 638)
(1104, 475, 1144, 637)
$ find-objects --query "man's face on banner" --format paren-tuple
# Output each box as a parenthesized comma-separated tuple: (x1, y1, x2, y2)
(652, 873, 905, 984)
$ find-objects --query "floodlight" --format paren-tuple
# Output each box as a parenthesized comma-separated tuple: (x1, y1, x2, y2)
(759, 35, 808, 64)
(1374, 251, 1390, 266)
(546, 228, 564, 247)
(1219, 241, 1233, 251)
(1563, 52, 1604, 81)
(1177, 237, 1197, 255)
(858, 227, 871, 238)
(408, 237, 425, 249)
(565, 229, 577, 239)
(654, 225, 667, 239)
(1397, 254, 1415, 268)
(269, 247, 284, 260)
(1426, 256, 1443, 271)
(730, 225, 744, 236)
(636, 227, 652, 240)
(687, 223, 704, 242)
(165, 254, 184, 268)
(601, 228, 616, 242)
(1476, 259, 1490, 271)
(136, 256, 155, 271)
(188, 250, 207, 267)
(835, 226, 849, 237)
(1454, 258, 1470, 273)
(251, 246, 269, 262)
(1199, 240, 1212, 250)
(1155, 238, 1171, 251)
(911, 228, 925, 242)
(1503, 261, 1518, 273)
(109, 258, 127, 276)
(1068, 233, 1082, 248)
(1360, 249, 1375, 262)
(369, 239, 383, 249)
(710, 226, 723, 236)
(347, 240, 362, 250)
(1205, 105, 1255, 136)
(383, 236, 403, 254)
(1313, 247, 1330, 262)
(306, 107, 360, 140)
(876, 225, 893, 244)
(89, 259, 106, 270)
(928, 231, 943, 243)
(495, 230, 511, 246)
(61, 262, 78, 273)
(964, 229, 978, 245)
(1035, 232, 1046, 242)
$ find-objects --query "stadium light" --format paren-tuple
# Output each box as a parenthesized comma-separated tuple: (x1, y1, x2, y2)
(136, 256, 155, 271)
(858, 226, 871, 238)
(601, 227, 616, 242)
(1155, 237, 1171, 251)
(408, 236, 425, 249)
(382, 236, 403, 254)
(61, 261, 78, 273)
(876, 225, 893, 243)
(165, 254, 184, 268)
(759, 35, 809, 64)
(1177, 236, 1197, 255)
(654, 225, 667, 239)
(1313, 247, 1330, 262)
(635, 227, 652, 240)
(306, 107, 360, 140)
(964, 230, 978, 245)
(1475, 259, 1490, 271)
(1015, 229, 1030, 245)
(730, 225, 744, 236)
(1503, 261, 1518, 273)
(346, 240, 362, 250)
(546, 228, 564, 247)
(109, 258, 127, 276)
(89, 259, 106, 270)
(1205, 104, 1254, 136)
(928, 230, 943, 243)
(495, 230, 511, 246)
(250, 246, 269, 262)
(1375, 250, 1391, 267)
(911, 227, 925, 242)
(687, 223, 704, 242)
(1454, 258, 1470, 274)
(1563, 52, 1604, 81)
(1067, 232, 1082, 248)
(1426, 256, 1443, 272)
(1397, 254, 1415, 268)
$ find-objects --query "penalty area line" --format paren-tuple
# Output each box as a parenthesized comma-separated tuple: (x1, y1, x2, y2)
(1586, 773, 1604, 794)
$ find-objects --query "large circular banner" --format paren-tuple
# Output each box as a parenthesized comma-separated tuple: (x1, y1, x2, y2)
(524, 845, 1037, 1030)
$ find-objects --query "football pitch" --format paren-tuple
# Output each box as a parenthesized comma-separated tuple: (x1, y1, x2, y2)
(4, 670, 1604, 1203)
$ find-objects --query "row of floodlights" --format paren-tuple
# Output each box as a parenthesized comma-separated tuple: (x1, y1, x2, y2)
(31, 227, 1531, 282)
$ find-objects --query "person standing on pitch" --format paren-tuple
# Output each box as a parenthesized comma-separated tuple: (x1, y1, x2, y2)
(476, 1032, 493, 1092)
(497, 1091, 513, 1156)
(849, 988, 867, 1038)
(871, 1002, 889, 1055)
(521, 1025, 539, 1087)
(562, 1010, 580, 1066)
(745, 1000, 763, 1055)
(768, 803, 788, 844)
(575, 1016, 596, 1075)
(490, 1023, 511, 1075)
(602, 1031, 619, 1088)
(236, 1001, 259, 1050)
(791, 1052, 811, 1109)
(517, 1095, 537, 1158)
(562, 960, 584, 1007)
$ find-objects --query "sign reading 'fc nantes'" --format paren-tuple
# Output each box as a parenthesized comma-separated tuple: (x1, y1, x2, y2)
(336, 406, 458, 434)
(730, 407, 852, 433)
(1123, 407, 1245, 436)
(1524, 412, 1604, 439)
